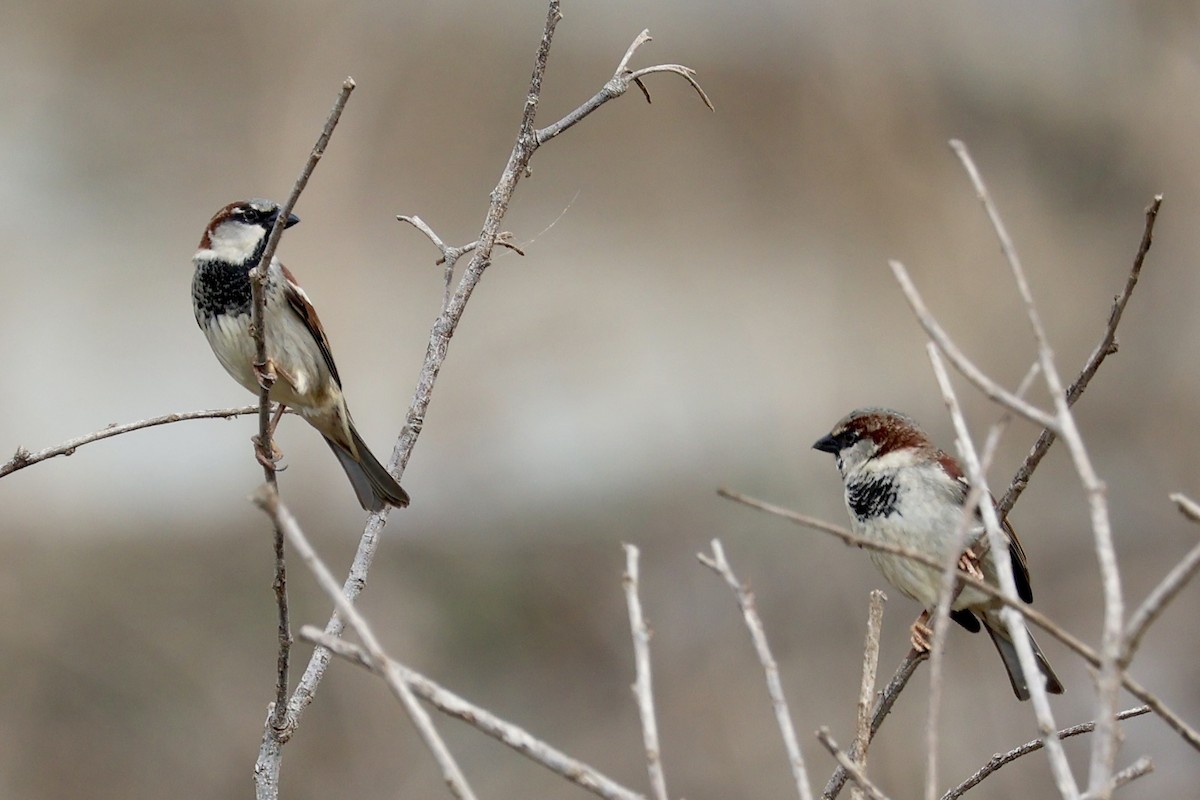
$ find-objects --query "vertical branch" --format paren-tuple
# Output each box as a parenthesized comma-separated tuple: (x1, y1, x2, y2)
(623, 545, 670, 800)
(927, 345, 1079, 800)
(246, 78, 355, 740)
(850, 591, 886, 800)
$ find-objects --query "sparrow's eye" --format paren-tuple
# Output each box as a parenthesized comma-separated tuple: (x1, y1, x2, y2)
(834, 430, 859, 449)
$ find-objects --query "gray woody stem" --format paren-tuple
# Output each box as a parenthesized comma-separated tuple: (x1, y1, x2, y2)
(256, 4, 709, 796)
(623, 545, 670, 800)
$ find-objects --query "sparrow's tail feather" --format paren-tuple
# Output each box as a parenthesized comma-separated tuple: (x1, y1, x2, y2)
(985, 620, 1064, 701)
(325, 428, 410, 512)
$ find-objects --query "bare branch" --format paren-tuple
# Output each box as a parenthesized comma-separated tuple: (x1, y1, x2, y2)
(253, 487, 477, 800)
(822, 651, 928, 800)
(1080, 756, 1153, 799)
(264, 3, 706, 784)
(1123, 494, 1200, 661)
(817, 728, 893, 800)
(850, 591, 886, 800)
(941, 707, 1151, 800)
(297, 626, 646, 800)
(536, 29, 712, 145)
(926, 344, 1078, 799)
(0, 406, 266, 478)
(244, 78, 355, 753)
(623, 544, 669, 800)
(949, 139, 1124, 794)
(698, 540, 815, 800)
(718, 487, 1200, 754)
(888, 260, 1058, 431)
(998, 195, 1163, 517)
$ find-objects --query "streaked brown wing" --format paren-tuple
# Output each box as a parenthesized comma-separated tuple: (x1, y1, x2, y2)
(281, 264, 342, 388)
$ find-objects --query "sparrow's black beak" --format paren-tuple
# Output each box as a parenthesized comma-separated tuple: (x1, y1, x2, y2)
(266, 209, 301, 230)
(812, 434, 840, 454)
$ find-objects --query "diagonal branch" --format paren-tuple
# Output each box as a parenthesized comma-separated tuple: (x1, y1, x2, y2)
(257, 4, 710, 792)
(941, 707, 1150, 800)
(948, 139, 1124, 794)
(0, 406, 263, 478)
(1122, 494, 1200, 661)
(297, 625, 645, 800)
(253, 487, 477, 800)
(817, 728, 893, 800)
(698, 539, 815, 800)
(998, 195, 1162, 517)
(717, 487, 1200, 755)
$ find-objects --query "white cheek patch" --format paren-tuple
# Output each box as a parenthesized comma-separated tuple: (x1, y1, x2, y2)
(201, 221, 265, 263)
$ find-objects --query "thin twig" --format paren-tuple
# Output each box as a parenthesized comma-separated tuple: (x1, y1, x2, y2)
(260, 4, 709, 789)
(850, 591, 886, 800)
(698, 540, 815, 800)
(246, 78, 355, 750)
(535, 29, 712, 145)
(297, 626, 645, 800)
(1123, 494, 1200, 661)
(253, 487, 477, 800)
(0, 406, 264, 478)
(926, 345, 1078, 800)
(888, 261, 1058, 432)
(922, 379, 1025, 800)
(718, 487, 1200, 754)
(949, 139, 1124, 796)
(623, 545, 669, 800)
(817, 728, 893, 800)
(941, 707, 1151, 800)
(822, 651, 928, 800)
(1080, 756, 1154, 799)
(998, 196, 1162, 517)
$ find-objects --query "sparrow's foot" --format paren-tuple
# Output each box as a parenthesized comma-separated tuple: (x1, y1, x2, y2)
(252, 434, 284, 470)
(253, 358, 277, 391)
(910, 610, 933, 653)
(958, 549, 985, 582)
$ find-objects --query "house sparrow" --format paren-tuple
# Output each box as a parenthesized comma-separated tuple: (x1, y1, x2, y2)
(813, 407, 1062, 700)
(191, 199, 410, 512)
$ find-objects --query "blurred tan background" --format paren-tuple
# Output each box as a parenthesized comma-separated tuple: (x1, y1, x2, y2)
(2, 1, 1198, 797)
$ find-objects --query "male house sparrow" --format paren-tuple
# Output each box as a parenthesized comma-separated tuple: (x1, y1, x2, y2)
(192, 199, 410, 512)
(813, 408, 1062, 700)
